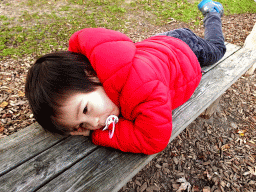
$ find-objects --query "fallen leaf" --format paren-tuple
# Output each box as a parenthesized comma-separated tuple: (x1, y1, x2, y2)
(248, 167, 256, 176)
(18, 91, 25, 97)
(140, 182, 147, 192)
(0, 126, 4, 133)
(203, 186, 211, 192)
(172, 183, 180, 190)
(0, 101, 8, 108)
(9, 100, 27, 106)
(7, 89, 13, 93)
(243, 171, 251, 176)
(246, 142, 256, 148)
(135, 180, 141, 186)
(221, 144, 230, 151)
(192, 185, 200, 192)
(146, 185, 160, 192)
(237, 129, 247, 136)
(249, 155, 255, 163)
(177, 177, 191, 192)
(243, 167, 256, 176)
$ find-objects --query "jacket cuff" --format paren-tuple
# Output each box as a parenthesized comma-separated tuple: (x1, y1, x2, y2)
(91, 129, 113, 147)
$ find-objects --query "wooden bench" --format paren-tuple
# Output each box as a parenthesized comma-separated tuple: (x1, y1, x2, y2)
(1, 41, 256, 192)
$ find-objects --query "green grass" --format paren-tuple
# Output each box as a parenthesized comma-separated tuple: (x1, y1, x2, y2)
(149, 0, 202, 24)
(135, 0, 256, 26)
(0, 0, 256, 59)
(220, 0, 256, 14)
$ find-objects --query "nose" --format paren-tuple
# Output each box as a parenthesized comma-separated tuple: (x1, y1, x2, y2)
(88, 116, 100, 129)
(80, 114, 101, 130)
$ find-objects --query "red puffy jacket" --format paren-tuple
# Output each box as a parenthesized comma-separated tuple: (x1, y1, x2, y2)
(68, 28, 202, 155)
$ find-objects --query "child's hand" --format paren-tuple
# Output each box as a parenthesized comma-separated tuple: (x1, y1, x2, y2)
(70, 128, 91, 137)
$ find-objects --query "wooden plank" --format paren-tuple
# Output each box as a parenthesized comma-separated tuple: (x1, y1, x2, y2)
(0, 123, 65, 176)
(0, 136, 97, 192)
(33, 44, 255, 192)
(37, 148, 148, 192)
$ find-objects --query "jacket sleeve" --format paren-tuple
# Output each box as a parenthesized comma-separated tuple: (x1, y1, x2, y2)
(92, 81, 173, 155)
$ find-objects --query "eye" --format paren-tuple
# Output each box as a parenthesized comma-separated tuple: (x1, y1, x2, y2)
(83, 106, 88, 114)
(72, 127, 79, 132)
(79, 123, 88, 129)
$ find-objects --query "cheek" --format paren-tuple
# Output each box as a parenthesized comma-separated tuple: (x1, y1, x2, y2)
(107, 99, 119, 116)
(98, 100, 114, 116)
(102, 100, 113, 114)
(93, 88, 118, 115)
(92, 98, 110, 116)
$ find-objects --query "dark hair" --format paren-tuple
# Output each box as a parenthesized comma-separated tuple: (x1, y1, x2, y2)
(25, 51, 101, 135)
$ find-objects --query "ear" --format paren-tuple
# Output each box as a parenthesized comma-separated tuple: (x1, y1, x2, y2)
(91, 76, 101, 84)
(84, 70, 101, 84)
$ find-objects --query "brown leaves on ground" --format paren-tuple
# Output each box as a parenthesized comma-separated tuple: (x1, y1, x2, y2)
(0, 58, 35, 137)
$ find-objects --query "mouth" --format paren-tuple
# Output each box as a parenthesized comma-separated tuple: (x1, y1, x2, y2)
(100, 125, 105, 129)
(96, 124, 105, 130)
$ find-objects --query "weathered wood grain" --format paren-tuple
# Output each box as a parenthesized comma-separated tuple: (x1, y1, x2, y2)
(0, 136, 97, 192)
(0, 123, 65, 176)
(37, 148, 149, 192)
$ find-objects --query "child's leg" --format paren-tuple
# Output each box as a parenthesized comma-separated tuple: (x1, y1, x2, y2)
(156, 2, 226, 67)
(196, 12, 226, 66)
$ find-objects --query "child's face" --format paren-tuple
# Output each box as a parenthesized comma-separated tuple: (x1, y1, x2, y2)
(55, 86, 120, 136)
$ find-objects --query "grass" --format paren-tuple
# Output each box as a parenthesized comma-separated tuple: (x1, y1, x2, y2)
(0, 0, 256, 59)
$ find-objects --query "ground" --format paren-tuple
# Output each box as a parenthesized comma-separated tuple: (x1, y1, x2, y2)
(0, 1, 255, 192)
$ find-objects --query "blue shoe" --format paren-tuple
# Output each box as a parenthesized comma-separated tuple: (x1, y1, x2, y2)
(198, 0, 223, 17)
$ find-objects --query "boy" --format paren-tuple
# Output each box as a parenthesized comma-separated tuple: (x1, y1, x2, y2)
(25, 0, 225, 155)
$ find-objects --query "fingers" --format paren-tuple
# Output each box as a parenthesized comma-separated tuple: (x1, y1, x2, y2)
(70, 129, 90, 136)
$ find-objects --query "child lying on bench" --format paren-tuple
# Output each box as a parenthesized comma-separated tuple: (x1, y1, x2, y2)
(25, 0, 226, 155)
